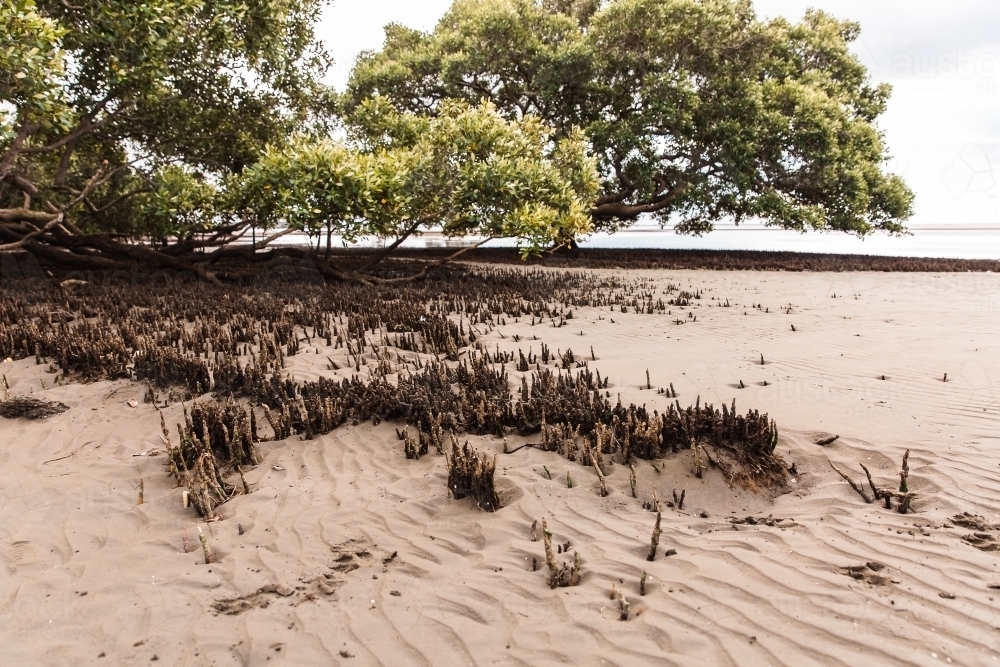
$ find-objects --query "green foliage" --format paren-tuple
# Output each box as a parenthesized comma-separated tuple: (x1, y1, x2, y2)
(3, 0, 915, 270)
(345, 0, 914, 236)
(233, 139, 375, 242)
(40, 0, 334, 172)
(128, 166, 221, 242)
(236, 100, 599, 254)
(0, 0, 71, 146)
(1, 0, 334, 238)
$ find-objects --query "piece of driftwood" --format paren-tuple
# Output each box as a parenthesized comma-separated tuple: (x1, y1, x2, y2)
(831, 452, 915, 513)
(830, 461, 872, 503)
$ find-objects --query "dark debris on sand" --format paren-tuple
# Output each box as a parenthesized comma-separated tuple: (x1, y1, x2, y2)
(1, 262, 788, 513)
(841, 562, 892, 586)
(353, 247, 1000, 273)
(0, 395, 69, 419)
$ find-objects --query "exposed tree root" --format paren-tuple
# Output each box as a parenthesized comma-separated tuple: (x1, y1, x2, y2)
(831, 451, 915, 513)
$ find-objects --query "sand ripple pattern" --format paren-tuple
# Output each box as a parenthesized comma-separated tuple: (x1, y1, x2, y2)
(1, 270, 999, 665)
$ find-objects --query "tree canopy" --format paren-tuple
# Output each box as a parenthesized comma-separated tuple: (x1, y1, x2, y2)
(0, 0, 333, 270)
(235, 100, 597, 264)
(1, 0, 915, 283)
(346, 0, 914, 236)
(0, 0, 596, 279)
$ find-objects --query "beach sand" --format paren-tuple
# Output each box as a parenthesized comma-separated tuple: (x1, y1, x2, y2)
(2, 268, 999, 666)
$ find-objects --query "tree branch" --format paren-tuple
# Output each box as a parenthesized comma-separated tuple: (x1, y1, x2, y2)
(591, 183, 688, 221)
(829, 461, 873, 503)
(44, 232, 224, 287)
(253, 227, 295, 251)
(20, 91, 124, 156)
(54, 136, 81, 187)
(85, 186, 155, 216)
(0, 119, 38, 182)
(0, 208, 60, 224)
(360, 219, 424, 273)
(594, 160, 638, 207)
(594, 189, 632, 207)
(20, 238, 129, 270)
(370, 236, 495, 284)
(0, 214, 64, 252)
(4, 173, 40, 197)
(20, 118, 102, 156)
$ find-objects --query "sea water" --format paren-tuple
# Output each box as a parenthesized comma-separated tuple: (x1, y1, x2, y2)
(569, 226, 1000, 259)
(272, 224, 1000, 260)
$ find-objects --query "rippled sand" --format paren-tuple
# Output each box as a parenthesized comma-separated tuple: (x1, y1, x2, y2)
(2, 268, 998, 666)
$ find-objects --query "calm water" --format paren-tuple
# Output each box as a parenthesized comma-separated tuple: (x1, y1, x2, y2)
(277, 225, 1000, 260)
(568, 226, 1000, 259)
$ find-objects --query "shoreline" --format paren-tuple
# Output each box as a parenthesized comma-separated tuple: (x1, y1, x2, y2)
(3, 247, 999, 288)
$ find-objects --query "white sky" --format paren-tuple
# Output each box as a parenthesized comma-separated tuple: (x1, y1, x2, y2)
(317, 1, 1000, 228)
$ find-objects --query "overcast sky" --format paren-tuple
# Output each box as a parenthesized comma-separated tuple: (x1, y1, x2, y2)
(317, 1, 1000, 228)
